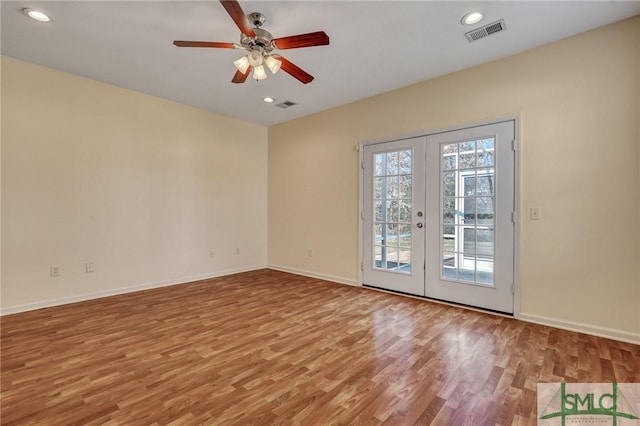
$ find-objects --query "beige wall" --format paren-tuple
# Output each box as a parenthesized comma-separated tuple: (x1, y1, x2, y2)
(1, 56, 268, 312)
(269, 17, 640, 339)
(2, 18, 638, 341)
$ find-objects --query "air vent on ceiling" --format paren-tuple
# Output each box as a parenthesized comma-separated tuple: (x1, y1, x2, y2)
(465, 19, 506, 43)
(275, 100, 297, 109)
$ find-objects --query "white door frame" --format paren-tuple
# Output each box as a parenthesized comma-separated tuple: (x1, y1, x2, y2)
(358, 116, 521, 318)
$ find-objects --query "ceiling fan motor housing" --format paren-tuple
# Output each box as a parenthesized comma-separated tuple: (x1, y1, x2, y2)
(240, 27, 274, 54)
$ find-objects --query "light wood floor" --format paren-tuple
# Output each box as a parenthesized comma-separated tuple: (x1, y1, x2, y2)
(2, 269, 639, 425)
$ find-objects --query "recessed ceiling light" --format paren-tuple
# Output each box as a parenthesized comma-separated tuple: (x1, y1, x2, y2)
(461, 11, 483, 25)
(263, 97, 275, 103)
(23, 8, 51, 22)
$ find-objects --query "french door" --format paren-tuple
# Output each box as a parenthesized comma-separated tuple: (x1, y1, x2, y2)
(362, 121, 515, 313)
(362, 137, 426, 295)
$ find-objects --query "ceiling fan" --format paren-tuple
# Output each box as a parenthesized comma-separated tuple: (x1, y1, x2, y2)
(173, 0, 330, 84)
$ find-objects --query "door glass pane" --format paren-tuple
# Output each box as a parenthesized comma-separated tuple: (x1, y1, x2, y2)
(399, 200, 411, 222)
(442, 234, 455, 253)
(386, 152, 399, 175)
(386, 223, 398, 242)
(462, 197, 475, 224)
(476, 170, 494, 196)
(399, 151, 412, 174)
(459, 153, 476, 169)
(476, 197, 494, 225)
(386, 247, 398, 271)
(443, 172, 456, 196)
(440, 138, 496, 285)
(443, 155, 456, 171)
(462, 228, 476, 254)
(443, 143, 457, 155)
(443, 197, 455, 224)
(477, 228, 494, 257)
(386, 200, 399, 223)
(399, 176, 412, 198)
(399, 248, 411, 273)
(478, 138, 495, 167)
(374, 177, 383, 199)
(386, 176, 398, 198)
(442, 252, 456, 280)
(398, 225, 411, 247)
(374, 200, 383, 222)
(477, 256, 494, 284)
(375, 245, 383, 268)
(372, 149, 413, 274)
(374, 223, 383, 240)
(460, 141, 475, 152)
(464, 175, 476, 196)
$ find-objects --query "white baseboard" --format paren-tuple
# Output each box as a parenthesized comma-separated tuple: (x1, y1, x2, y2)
(267, 264, 359, 287)
(519, 313, 640, 345)
(0, 265, 267, 316)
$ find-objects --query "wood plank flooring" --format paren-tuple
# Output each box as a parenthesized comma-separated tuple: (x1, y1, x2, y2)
(2, 269, 639, 425)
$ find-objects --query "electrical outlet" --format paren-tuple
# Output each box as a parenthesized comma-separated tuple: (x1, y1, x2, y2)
(85, 262, 94, 273)
(50, 266, 60, 277)
(530, 207, 542, 220)
(210, 250, 215, 258)
(307, 249, 313, 257)
(235, 248, 240, 255)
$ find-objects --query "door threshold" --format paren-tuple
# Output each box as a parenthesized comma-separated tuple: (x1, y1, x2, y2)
(362, 284, 513, 317)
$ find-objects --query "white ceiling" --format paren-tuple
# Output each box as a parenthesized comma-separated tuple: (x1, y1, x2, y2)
(2, 1, 639, 126)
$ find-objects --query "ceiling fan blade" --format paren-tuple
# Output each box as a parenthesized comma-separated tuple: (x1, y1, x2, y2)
(277, 56, 314, 84)
(219, 0, 256, 37)
(272, 31, 329, 49)
(173, 41, 236, 49)
(232, 66, 252, 84)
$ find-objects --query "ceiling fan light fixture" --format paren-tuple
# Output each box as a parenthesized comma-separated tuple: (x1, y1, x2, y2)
(233, 56, 250, 74)
(462, 11, 484, 25)
(265, 56, 282, 74)
(247, 50, 264, 67)
(253, 65, 267, 81)
(173, 2, 329, 85)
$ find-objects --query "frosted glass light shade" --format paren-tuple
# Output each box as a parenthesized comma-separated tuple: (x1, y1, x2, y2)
(265, 56, 282, 74)
(247, 50, 264, 67)
(253, 65, 267, 81)
(233, 56, 250, 74)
